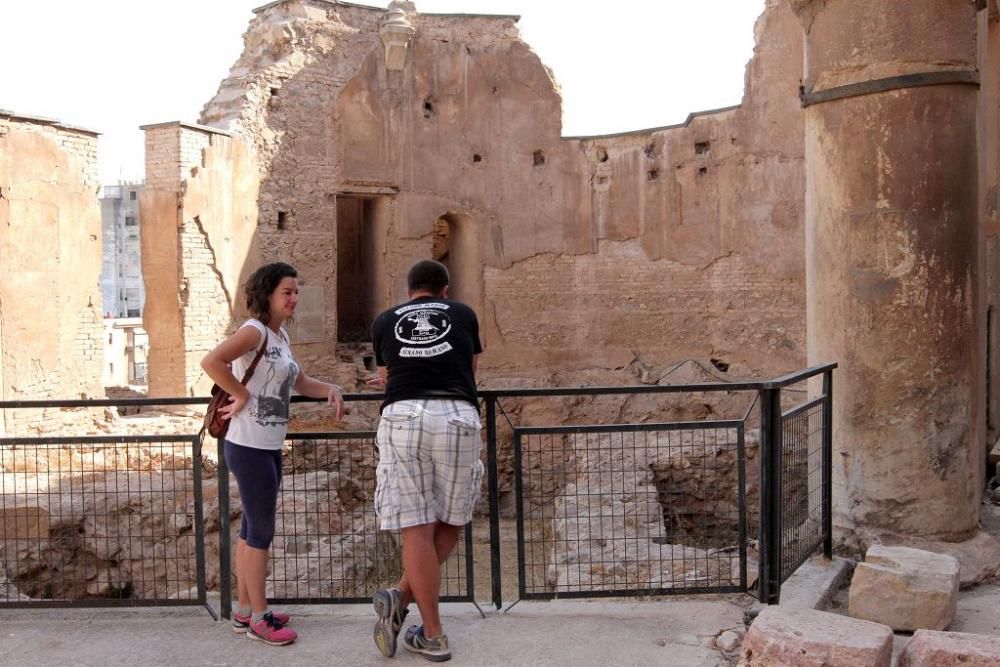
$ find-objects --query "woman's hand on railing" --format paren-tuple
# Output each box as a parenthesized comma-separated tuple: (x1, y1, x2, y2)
(327, 384, 345, 421)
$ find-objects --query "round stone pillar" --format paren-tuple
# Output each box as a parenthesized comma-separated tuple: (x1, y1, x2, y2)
(791, 0, 982, 539)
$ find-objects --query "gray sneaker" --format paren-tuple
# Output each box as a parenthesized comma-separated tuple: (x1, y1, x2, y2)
(373, 587, 408, 657)
(402, 625, 451, 662)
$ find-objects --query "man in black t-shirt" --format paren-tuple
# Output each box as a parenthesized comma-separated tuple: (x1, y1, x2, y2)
(369, 260, 482, 663)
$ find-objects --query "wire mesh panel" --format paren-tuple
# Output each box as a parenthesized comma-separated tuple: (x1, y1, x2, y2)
(0, 435, 206, 608)
(779, 397, 825, 583)
(258, 432, 473, 604)
(513, 422, 746, 599)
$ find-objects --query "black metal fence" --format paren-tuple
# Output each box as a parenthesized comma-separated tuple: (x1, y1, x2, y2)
(512, 421, 747, 600)
(0, 363, 835, 616)
(0, 434, 207, 611)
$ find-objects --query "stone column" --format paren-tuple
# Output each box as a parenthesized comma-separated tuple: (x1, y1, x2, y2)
(788, 0, 982, 540)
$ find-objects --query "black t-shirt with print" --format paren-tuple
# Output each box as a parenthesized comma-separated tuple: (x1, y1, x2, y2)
(371, 296, 483, 411)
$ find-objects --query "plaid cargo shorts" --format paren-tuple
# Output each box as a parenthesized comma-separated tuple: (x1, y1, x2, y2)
(374, 399, 484, 530)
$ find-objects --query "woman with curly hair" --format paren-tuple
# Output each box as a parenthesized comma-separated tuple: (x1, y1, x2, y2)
(202, 261, 344, 646)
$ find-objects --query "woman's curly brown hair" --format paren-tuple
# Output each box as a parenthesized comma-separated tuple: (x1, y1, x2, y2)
(244, 262, 297, 325)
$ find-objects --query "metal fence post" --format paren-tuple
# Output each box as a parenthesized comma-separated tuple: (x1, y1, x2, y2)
(485, 394, 503, 610)
(217, 436, 232, 620)
(191, 436, 215, 619)
(758, 387, 783, 605)
(822, 369, 834, 559)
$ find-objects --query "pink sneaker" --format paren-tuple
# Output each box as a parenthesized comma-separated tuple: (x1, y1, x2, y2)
(245, 611, 298, 646)
(232, 609, 291, 633)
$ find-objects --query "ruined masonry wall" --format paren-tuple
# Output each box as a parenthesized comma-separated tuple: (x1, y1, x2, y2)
(179, 219, 230, 395)
(0, 114, 103, 433)
(178, 0, 807, 396)
(141, 123, 261, 397)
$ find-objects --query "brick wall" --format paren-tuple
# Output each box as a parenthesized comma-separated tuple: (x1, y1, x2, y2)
(142, 122, 216, 191)
(0, 114, 99, 187)
(179, 217, 231, 393)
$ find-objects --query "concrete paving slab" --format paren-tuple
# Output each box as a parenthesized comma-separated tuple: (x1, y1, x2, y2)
(778, 555, 853, 609)
(0, 597, 750, 666)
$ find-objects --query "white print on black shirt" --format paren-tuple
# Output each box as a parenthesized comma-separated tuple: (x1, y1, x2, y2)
(394, 301, 450, 316)
(400, 342, 454, 358)
(394, 304, 452, 346)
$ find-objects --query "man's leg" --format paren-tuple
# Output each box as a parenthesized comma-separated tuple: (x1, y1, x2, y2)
(401, 521, 460, 638)
(397, 521, 460, 608)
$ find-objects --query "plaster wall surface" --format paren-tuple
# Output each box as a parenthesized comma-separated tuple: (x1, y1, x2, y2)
(0, 113, 103, 433)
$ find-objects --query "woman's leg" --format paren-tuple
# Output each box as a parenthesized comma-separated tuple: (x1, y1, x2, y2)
(242, 543, 270, 613)
(236, 537, 250, 610)
(226, 442, 282, 614)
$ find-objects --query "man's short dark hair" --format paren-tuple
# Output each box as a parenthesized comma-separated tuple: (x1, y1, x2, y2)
(408, 260, 450, 294)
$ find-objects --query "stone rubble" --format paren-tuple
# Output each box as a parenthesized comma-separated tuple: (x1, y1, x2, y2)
(739, 606, 893, 667)
(897, 629, 1000, 667)
(848, 545, 960, 632)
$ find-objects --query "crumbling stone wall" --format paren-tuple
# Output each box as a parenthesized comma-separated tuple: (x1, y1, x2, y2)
(140, 123, 261, 398)
(0, 111, 103, 433)
(157, 0, 806, 395)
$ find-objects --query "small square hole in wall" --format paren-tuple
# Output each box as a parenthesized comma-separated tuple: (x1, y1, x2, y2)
(473, 153, 483, 163)
(277, 211, 288, 229)
(423, 97, 436, 118)
(596, 147, 609, 163)
(533, 150, 546, 167)
(647, 168, 660, 181)
(695, 141, 711, 155)
(698, 167, 708, 176)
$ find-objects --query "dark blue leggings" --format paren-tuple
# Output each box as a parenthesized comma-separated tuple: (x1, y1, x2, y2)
(224, 440, 283, 549)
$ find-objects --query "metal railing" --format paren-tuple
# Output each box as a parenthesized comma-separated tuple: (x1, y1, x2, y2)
(0, 363, 835, 616)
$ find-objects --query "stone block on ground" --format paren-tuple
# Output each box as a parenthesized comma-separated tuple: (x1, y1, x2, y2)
(739, 606, 892, 667)
(848, 545, 959, 631)
(898, 629, 1000, 666)
(870, 530, 1000, 587)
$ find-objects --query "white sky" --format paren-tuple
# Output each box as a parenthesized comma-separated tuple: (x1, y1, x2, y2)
(0, 0, 765, 183)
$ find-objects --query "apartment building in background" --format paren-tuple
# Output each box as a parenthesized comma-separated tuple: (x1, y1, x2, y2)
(100, 181, 145, 318)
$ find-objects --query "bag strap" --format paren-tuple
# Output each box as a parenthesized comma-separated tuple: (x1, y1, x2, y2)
(238, 329, 268, 385)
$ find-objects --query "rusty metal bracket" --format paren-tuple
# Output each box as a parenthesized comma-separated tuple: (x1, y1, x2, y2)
(801, 70, 980, 108)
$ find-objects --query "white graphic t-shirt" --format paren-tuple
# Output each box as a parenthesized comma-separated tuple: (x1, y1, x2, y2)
(225, 319, 299, 450)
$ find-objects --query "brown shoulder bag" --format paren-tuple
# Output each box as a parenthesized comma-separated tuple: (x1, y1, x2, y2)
(201, 333, 268, 440)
